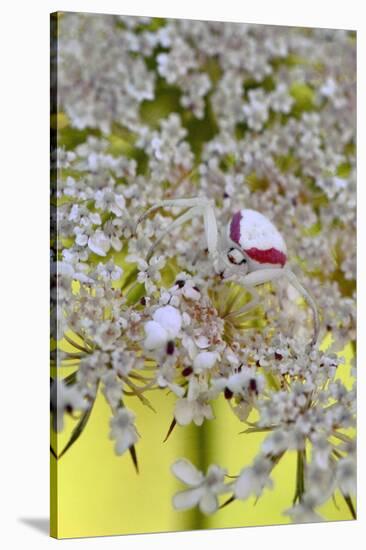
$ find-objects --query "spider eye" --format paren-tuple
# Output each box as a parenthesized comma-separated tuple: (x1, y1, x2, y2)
(228, 248, 247, 265)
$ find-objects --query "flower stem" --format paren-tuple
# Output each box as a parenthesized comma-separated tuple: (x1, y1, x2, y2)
(293, 448, 306, 504)
(64, 333, 90, 353)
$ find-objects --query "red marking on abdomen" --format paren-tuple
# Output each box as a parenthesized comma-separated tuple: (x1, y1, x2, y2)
(230, 211, 242, 244)
(245, 247, 287, 266)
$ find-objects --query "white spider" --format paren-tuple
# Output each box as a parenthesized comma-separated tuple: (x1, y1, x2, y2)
(136, 197, 319, 347)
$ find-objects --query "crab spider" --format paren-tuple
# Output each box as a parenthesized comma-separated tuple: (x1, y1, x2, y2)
(136, 197, 320, 347)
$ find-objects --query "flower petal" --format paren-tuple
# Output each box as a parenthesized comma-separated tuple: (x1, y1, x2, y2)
(167, 382, 185, 398)
(153, 305, 182, 338)
(199, 491, 218, 515)
(171, 459, 204, 486)
(143, 321, 168, 350)
(193, 351, 218, 373)
(88, 234, 109, 256)
(234, 469, 253, 500)
(111, 235, 122, 251)
(174, 398, 194, 426)
(172, 488, 203, 510)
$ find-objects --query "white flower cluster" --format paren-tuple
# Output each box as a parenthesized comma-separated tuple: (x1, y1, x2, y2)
(51, 13, 356, 524)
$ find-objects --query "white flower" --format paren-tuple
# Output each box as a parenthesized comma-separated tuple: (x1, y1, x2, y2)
(94, 321, 121, 350)
(171, 459, 228, 515)
(174, 397, 214, 426)
(50, 378, 88, 432)
(225, 368, 265, 397)
(195, 335, 209, 349)
(153, 305, 182, 335)
(170, 276, 201, 301)
(182, 285, 200, 301)
(336, 457, 356, 496)
(262, 430, 290, 456)
(310, 433, 331, 470)
(95, 260, 123, 282)
(111, 350, 135, 377)
(109, 408, 139, 455)
(235, 456, 273, 500)
(320, 77, 337, 98)
(103, 219, 124, 252)
(156, 363, 185, 397)
(193, 351, 218, 373)
(77, 351, 109, 388)
(127, 254, 166, 294)
(211, 367, 264, 423)
(269, 83, 294, 114)
(242, 89, 269, 131)
(54, 260, 93, 285)
(94, 189, 126, 216)
(174, 377, 214, 426)
(102, 371, 123, 409)
(285, 495, 324, 523)
(144, 320, 169, 350)
(305, 461, 335, 505)
(143, 305, 182, 351)
(88, 230, 110, 256)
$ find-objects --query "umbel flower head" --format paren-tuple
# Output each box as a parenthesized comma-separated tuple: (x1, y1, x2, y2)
(51, 12, 356, 524)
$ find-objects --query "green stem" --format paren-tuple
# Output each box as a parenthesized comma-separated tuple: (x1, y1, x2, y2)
(63, 333, 90, 353)
(332, 431, 353, 443)
(293, 448, 306, 504)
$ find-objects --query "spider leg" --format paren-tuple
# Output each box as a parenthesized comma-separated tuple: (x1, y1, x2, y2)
(137, 197, 220, 265)
(202, 201, 219, 261)
(284, 268, 320, 347)
(236, 268, 285, 287)
(146, 206, 202, 262)
(226, 266, 319, 347)
(136, 198, 213, 227)
(225, 269, 283, 319)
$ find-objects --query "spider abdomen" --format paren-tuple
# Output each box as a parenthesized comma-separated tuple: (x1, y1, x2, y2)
(229, 209, 287, 268)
